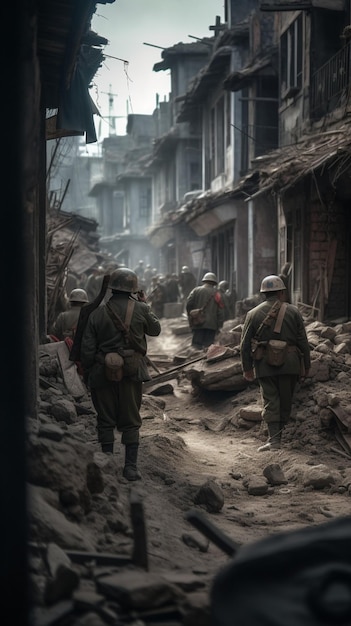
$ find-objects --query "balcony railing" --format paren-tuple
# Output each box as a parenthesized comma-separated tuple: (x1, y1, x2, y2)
(310, 42, 351, 120)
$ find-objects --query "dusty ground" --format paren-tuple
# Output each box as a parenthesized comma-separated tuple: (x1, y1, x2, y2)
(125, 318, 351, 586)
(31, 315, 351, 624)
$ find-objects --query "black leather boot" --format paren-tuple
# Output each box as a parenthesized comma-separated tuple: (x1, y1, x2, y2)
(101, 442, 114, 454)
(258, 422, 281, 452)
(123, 443, 141, 481)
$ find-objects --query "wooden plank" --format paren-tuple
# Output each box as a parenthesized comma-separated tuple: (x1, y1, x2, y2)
(130, 489, 149, 571)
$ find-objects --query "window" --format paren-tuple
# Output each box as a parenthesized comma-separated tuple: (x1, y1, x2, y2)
(139, 186, 151, 219)
(190, 161, 200, 191)
(210, 97, 225, 179)
(280, 14, 303, 99)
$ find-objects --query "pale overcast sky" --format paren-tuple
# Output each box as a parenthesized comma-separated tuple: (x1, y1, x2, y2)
(90, 0, 224, 137)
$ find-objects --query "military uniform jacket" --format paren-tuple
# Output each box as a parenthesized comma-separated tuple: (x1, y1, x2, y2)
(186, 284, 224, 331)
(240, 296, 311, 377)
(53, 308, 81, 340)
(80, 293, 161, 387)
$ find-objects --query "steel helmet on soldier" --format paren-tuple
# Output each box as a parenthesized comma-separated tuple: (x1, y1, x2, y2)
(202, 272, 218, 284)
(109, 268, 138, 293)
(181, 266, 189, 273)
(69, 288, 89, 303)
(260, 275, 287, 293)
(218, 280, 229, 291)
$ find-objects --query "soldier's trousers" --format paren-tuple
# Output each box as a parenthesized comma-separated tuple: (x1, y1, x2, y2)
(91, 378, 142, 446)
(258, 374, 299, 424)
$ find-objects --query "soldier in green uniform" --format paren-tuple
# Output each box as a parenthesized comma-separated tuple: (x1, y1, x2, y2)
(240, 275, 311, 451)
(53, 288, 89, 340)
(186, 272, 225, 350)
(80, 268, 161, 480)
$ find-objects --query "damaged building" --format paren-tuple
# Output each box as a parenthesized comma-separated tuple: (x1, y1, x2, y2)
(145, 0, 351, 320)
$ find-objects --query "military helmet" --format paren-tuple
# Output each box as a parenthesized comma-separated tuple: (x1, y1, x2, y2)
(109, 268, 138, 293)
(181, 266, 189, 273)
(202, 272, 218, 284)
(69, 288, 89, 303)
(218, 280, 229, 291)
(260, 275, 287, 293)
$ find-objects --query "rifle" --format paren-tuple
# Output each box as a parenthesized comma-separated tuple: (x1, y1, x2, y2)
(69, 274, 111, 362)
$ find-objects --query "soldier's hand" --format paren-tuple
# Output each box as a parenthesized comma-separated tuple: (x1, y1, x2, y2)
(137, 290, 147, 302)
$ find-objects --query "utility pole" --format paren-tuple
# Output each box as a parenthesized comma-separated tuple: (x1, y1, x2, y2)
(101, 84, 126, 136)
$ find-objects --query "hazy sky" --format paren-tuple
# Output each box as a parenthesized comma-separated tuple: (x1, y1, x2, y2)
(91, 0, 224, 137)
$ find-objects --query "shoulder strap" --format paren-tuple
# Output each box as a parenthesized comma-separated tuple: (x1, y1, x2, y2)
(105, 302, 128, 334)
(105, 299, 145, 355)
(124, 299, 135, 329)
(273, 302, 287, 334)
(254, 300, 281, 340)
(201, 292, 214, 312)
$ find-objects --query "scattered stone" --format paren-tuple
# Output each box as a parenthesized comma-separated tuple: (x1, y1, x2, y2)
(263, 463, 288, 486)
(243, 476, 269, 496)
(194, 480, 224, 513)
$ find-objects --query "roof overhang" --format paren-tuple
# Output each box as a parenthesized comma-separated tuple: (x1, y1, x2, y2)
(147, 225, 175, 249)
(153, 40, 213, 72)
(39, 0, 114, 143)
(223, 48, 278, 91)
(260, 0, 344, 11)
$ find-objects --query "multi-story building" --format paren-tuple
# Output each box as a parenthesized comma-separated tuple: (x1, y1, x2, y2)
(252, 0, 351, 320)
(148, 0, 351, 319)
(146, 40, 213, 278)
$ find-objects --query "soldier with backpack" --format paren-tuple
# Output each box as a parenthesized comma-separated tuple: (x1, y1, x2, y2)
(80, 268, 161, 480)
(52, 288, 89, 341)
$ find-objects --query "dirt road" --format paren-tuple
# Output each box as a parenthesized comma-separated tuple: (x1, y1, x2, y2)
(134, 319, 351, 583)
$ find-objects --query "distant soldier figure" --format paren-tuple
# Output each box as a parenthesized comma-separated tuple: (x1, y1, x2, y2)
(53, 289, 89, 341)
(164, 273, 180, 303)
(186, 272, 225, 350)
(143, 264, 153, 293)
(179, 266, 196, 304)
(133, 260, 145, 280)
(218, 280, 235, 321)
(85, 266, 104, 302)
(148, 275, 167, 318)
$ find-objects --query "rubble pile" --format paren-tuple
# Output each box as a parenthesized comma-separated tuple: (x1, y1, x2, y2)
(28, 316, 351, 625)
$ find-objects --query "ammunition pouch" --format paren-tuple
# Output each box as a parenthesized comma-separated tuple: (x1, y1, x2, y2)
(251, 338, 266, 361)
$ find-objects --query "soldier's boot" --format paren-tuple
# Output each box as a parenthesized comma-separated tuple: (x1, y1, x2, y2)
(257, 422, 281, 452)
(101, 442, 114, 454)
(123, 443, 142, 481)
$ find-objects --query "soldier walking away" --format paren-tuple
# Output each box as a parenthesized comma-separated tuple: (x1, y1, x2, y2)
(52, 288, 89, 341)
(179, 265, 196, 305)
(85, 265, 105, 302)
(240, 275, 310, 451)
(186, 272, 225, 350)
(218, 280, 235, 321)
(133, 259, 145, 280)
(80, 268, 161, 480)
